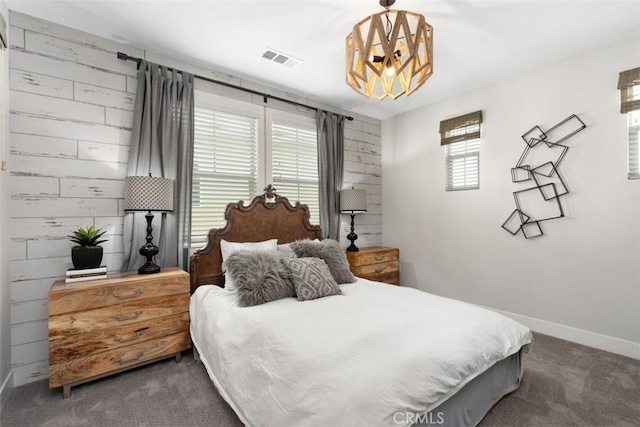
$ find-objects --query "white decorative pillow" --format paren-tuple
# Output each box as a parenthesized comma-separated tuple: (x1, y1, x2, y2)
(220, 238, 278, 290)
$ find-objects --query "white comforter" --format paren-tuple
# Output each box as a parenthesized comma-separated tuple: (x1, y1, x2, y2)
(190, 279, 532, 427)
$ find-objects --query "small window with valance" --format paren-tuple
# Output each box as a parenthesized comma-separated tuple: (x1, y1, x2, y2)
(440, 111, 483, 191)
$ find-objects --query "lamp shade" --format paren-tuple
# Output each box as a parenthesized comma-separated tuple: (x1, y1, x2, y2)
(124, 175, 174, 212)
(340, 188, 367, 213)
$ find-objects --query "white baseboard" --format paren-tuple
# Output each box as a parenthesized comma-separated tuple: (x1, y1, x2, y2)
(0, 368, 14, 415)
(485, 306, 640, 360)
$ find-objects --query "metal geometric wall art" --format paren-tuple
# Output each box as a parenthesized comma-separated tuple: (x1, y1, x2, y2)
(501, 114, 586, 239)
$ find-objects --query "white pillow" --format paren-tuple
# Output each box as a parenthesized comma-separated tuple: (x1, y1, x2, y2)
(220, 238, 278, 290)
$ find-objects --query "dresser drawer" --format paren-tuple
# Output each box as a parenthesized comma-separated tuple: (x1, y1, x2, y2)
(49, 312, 190, 365)
(49, 331, 191, 388)
(347, 248, 399, 267)
(49, 269, 189, 315)
(351, 260, 399, 277)
(49, 293, 189, 334)
(366, 271, 400, 285)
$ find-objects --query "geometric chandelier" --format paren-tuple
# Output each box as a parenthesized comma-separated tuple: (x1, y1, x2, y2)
(346, 0, 433, 100)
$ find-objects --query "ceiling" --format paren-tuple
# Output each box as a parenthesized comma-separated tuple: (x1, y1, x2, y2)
(6, 0, 640, 120)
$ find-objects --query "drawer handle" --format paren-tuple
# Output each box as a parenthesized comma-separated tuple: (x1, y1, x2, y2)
(114, 310, 143, 322)
(113, 289, 143, 299)
(113, 328, 148, 343)
(115, 351, 143, 365)
(374, 254, 385, 261)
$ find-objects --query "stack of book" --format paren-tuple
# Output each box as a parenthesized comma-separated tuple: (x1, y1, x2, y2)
(65, 266, 107, 284)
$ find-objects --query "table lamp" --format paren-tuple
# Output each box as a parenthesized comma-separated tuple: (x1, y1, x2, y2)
(340, 188, 367, 252)
(124, 174, 174, 274)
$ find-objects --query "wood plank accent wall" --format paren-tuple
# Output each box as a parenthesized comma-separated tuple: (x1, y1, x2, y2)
(342, 118, 383, 248)
(7, 11, 382, 386)
(8, 11, 139, 386)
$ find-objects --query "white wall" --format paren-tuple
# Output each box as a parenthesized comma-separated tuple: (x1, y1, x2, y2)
(382, 35, 640, 358)
(7, 11, 381, 385)
(0, 0, 13, 411)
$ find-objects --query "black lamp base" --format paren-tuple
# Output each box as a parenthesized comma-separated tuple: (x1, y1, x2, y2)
(346, 213, 359, 252)
(138, 265, 160, 274)
(138, 262, 160, 274)
(138, 245, 160, 274)
(138, 212, 161, 274)
(346, 241, 360, 252)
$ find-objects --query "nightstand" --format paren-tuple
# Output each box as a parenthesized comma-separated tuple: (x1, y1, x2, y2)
(48, 267, 191, 398)
(346, 246, 400, 285)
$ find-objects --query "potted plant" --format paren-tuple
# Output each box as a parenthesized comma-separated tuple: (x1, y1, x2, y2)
(68, 225, 108, 270)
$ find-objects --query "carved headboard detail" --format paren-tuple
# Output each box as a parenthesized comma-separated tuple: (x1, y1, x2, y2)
(189, 185, 322, 293)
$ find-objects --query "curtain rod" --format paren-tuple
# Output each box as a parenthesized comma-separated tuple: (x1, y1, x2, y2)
(117, 52, 354, 121)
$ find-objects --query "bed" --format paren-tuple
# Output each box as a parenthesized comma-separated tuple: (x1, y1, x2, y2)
(189, 186, 532, 427)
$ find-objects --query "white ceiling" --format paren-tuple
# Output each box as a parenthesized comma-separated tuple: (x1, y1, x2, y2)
(6, 0, 640, 120)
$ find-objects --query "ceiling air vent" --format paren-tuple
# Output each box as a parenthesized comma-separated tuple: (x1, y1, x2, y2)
(262, 48, 302, 69)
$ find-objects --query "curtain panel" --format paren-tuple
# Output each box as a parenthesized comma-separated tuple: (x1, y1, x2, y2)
(316, 110, 345, 240)
(122, 61, 195, 272)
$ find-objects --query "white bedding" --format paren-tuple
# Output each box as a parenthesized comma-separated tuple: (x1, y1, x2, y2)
(190, 278, 532, 427)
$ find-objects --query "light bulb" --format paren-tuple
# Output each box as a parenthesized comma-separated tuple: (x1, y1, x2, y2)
(385, 65, 395, 77)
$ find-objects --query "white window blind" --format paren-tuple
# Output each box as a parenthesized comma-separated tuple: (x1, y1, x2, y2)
(446, 139, 480, 191)
(629, 109, 639, 179)
(190, 89, 321, 244)
(191, 106, 259, 243)
(271, 117, 319, 224)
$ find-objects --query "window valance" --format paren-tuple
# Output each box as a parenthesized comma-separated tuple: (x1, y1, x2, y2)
(618, 67, 640, 114)
(439, 110, 483, 146)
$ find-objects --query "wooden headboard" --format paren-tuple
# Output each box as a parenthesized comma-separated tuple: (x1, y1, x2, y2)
(189, 185, 322, 293)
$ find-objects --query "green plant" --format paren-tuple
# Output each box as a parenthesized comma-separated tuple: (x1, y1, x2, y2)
(68, 225, 108, 247)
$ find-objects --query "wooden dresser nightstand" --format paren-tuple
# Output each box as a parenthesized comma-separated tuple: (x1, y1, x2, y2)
(48, 267, 191, 398)
(346, 246, 400, 285)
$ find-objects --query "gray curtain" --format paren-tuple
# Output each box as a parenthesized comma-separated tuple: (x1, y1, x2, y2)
(316, 110, 345, 240)
(122, 61, 194, 271)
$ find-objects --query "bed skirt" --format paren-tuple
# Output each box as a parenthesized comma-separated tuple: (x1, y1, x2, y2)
(413, 349, 524, 426)
(192, 338, 524, 427)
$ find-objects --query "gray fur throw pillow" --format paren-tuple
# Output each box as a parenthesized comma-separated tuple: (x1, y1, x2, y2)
(289, 239, 356, 284)
(283, 257, 342, 301)
(224, 250, 295, 307)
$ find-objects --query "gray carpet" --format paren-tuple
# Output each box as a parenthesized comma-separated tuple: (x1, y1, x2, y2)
(2, 333, 638, 426)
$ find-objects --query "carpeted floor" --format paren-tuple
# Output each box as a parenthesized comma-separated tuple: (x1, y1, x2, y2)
(1, 332, 638, 426)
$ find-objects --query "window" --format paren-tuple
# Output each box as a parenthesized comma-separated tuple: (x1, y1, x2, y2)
(439, 111, 483, 191)
(618, 67, 640, 179)
(445, 139, 480, 191)
(191, 102, 260, 242)
(191, 91, 318, 243)
(270, 111, 319, 224)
